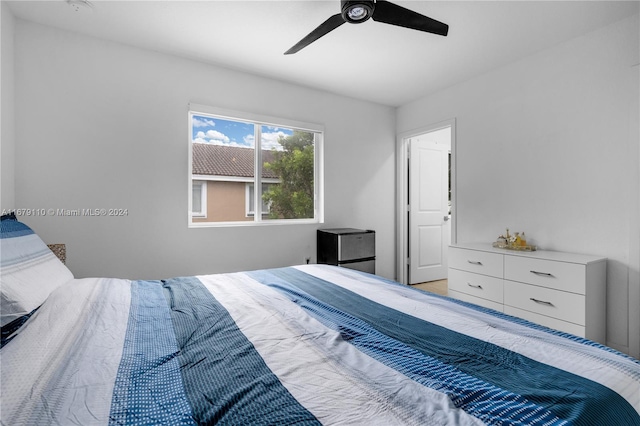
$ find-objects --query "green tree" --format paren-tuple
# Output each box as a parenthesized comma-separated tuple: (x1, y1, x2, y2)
(263, 130, 314, 219)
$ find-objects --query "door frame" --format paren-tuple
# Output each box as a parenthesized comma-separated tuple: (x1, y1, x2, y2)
(395, 118, 457, 284)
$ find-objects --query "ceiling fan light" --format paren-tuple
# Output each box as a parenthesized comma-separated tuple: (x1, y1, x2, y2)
(342, 2, 374, 23)
(347, 6, 368, 20)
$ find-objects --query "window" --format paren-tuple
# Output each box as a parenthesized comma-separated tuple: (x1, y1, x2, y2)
(189, 104, 323, 226)
(191, 181, 207, 218)
(247, 183, 277, 217)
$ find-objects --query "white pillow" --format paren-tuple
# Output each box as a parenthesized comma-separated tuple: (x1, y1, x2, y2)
(1, 215, 74, 327)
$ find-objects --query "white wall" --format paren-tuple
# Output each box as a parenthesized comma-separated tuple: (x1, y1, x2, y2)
(398, 15, 640, 357)
(11, 19, 397, 281)
(1, 2, 15, 211)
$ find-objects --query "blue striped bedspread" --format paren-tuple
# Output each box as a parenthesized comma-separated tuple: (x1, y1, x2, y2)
(1, 265, 639, 425)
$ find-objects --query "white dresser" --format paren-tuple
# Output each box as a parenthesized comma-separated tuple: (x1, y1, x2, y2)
(448, 243, 606, 343)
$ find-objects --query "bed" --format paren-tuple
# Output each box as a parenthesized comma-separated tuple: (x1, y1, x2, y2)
(1, 214, 639, 426)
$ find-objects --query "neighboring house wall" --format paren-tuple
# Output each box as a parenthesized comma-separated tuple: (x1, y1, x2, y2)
(193, 180, 252, 223)
(397, 15, 640, 357)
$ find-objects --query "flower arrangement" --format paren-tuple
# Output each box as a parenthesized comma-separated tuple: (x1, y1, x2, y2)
(493, 228, 536, 251)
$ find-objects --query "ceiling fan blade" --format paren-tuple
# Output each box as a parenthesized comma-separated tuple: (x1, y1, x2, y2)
(372, 0, 448, 36)
(285, 13, 346, 55)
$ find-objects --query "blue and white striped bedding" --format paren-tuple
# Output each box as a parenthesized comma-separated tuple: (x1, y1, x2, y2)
(1, 264, 639, 425)
(0, 214, 74, 329)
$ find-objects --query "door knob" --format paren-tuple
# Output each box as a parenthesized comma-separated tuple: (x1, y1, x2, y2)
(444, 216, 450, 221)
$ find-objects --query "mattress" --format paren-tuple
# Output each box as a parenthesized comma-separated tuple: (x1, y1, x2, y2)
(1, 263, 639, 425)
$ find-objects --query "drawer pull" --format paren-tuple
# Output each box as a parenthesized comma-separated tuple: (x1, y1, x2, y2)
(467, 260, 483, 266)
(530, 297, 555, 307)
(467, 283, 483, 289)
(530, 270, 554, 277)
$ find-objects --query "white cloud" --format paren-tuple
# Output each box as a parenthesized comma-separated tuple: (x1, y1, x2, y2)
(193, 129, 232, 145)
(192, 138, 248, 148)
(192, 117, 217, 128)
(205, 130, 230, 143)
(244, 134, 255, 147)
(261, 130, 286, 151)
(193, 129, 286, 151)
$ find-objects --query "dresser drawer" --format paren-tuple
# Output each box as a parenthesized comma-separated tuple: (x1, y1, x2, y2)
(448, 268, 503, 303)
(503, 306, 585, 337)
(449, 247, 503, 278)
(504, 280, 585, 325)
(504, 256, 586, 294)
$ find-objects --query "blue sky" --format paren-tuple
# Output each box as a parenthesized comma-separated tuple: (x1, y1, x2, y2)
(192, 115, 292, 151)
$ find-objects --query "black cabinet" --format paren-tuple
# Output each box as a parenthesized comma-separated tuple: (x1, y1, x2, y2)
(317, 228, 375, 274)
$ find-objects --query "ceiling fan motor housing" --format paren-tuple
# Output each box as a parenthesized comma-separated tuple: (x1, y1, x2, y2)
(341, 0, 375, 23)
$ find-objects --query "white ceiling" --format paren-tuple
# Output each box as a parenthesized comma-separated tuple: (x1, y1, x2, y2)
(6, 0, 639, 106)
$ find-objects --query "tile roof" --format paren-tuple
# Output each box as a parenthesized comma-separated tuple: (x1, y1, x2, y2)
(192, 143, 279, 179)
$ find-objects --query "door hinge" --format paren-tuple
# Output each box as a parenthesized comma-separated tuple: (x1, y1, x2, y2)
(407, 257, 411, 266)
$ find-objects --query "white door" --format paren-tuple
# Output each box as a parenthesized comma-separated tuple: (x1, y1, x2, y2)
(409, 139, 450, 284)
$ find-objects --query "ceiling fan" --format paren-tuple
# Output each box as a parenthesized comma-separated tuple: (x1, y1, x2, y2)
(285, 0, 449, 55)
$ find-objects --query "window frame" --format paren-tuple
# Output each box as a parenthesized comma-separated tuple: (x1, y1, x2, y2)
(188, 103, 324, 227)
